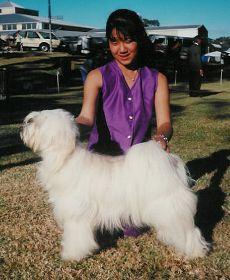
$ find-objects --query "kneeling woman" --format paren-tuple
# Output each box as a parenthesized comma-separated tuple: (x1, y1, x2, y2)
(76, 9, 173, 236)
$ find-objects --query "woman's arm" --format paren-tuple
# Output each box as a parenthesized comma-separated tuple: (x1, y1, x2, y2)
(76, 68, 102, 126)
(154, 72, 173, 151)
(76, 68, 102, 140)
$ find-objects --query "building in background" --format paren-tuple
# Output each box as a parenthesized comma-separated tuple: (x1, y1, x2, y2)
(85, 25, 208, 40)
(84, 25, 208, 54)
(146, 25, 208, 39)
(0, 1, 208, 54)
(0, 1, 93, 39)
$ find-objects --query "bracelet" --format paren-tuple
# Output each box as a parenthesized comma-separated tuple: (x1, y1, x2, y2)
(158, 134, 169, 144)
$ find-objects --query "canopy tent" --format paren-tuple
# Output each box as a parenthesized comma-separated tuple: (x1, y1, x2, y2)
(202, 51, 223, 63)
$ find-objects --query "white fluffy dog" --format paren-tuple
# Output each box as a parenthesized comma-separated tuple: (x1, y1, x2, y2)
(21, 109, 210, 261)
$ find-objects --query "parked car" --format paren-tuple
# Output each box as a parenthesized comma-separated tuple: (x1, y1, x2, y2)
(59, 36, 81, 53)
(60, 35, 108, 55)
(79, 35, 107, 54)
(15, 30, 61, 51)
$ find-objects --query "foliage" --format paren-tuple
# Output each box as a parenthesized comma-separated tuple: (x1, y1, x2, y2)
(142, 18, 160, 27)
(213, 37, 230, 50)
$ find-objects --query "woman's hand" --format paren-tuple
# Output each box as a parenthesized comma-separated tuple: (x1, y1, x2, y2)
(153, 134, 170, 153)
(200, 69, 204, 77)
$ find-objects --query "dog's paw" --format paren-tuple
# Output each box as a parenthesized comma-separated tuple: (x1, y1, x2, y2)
(61, 248, 89, 261)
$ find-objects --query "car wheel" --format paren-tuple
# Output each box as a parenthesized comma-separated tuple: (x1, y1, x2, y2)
(39, 43, 50, 52)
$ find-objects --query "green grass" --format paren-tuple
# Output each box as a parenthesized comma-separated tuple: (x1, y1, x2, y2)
(0, 80, 229, 279)
(0, 51, 72, 66)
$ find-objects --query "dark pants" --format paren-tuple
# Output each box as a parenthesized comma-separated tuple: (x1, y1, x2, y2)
(189, 70, 202, 95)
(16, 42, 22, 51)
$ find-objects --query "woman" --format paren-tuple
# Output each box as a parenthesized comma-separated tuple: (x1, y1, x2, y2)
(76, 9, 173, 236)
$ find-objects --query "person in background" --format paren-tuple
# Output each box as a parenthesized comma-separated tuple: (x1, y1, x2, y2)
(79, 45, 107, 83)
(76, 9, 172, 237)
(188, 35, 203, 96)
(168, 39, 182, 74)
(15, 31, 23, 51)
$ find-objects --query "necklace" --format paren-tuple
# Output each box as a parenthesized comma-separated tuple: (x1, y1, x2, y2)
(124, 70, 138, 82)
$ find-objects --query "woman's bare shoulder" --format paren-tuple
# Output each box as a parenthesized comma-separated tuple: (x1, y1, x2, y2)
(157, 71, 168, 83)
(86, 68, 102, 87)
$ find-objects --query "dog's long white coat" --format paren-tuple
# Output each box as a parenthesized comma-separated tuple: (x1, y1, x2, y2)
(21, 109, 210, 261)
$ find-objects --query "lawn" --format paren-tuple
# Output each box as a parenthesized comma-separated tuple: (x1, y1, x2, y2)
(0, 79, 229, 279)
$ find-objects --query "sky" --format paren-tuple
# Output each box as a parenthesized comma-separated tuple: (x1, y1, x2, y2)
(10, 0, 230, 39)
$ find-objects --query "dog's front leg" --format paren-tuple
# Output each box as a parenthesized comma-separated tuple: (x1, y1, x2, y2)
(61, 219, 99, 261)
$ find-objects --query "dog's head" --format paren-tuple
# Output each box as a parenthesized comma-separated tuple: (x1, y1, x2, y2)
(21, 109, 79, 156)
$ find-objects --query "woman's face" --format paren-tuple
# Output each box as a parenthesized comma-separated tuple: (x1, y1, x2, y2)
(109, 28, 138, 67)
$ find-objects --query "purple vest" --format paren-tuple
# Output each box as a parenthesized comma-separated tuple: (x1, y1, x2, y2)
(88, 60, 158, 154)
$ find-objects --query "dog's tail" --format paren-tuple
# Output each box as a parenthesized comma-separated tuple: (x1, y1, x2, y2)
(169, 154, 196, 188)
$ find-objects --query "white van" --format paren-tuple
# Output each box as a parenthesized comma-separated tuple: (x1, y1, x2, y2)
(18, 30, 60, 51)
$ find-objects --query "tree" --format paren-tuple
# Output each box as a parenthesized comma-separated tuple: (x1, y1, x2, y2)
(214, 37, 230, 50)
(142, 18, 160, 27)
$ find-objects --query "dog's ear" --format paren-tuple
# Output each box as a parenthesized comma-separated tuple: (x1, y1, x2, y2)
(43, 116, 78, 155)
(51, 125, 77, 155)
(27, 110, 78, 153)
(21, 111, 42, 152)
(22, 109, 80, 171)
(38, 111, 78, 172)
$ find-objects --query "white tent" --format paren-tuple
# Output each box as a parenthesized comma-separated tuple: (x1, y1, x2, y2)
(203, 51, 222, 63)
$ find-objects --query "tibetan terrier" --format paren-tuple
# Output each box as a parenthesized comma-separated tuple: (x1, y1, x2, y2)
(21, 109, 210, 261)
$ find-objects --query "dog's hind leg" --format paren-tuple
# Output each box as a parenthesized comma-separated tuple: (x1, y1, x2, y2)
(143, 191, 210, 258)
(154, 214, 210, 258)
(61, 219, 99, 261)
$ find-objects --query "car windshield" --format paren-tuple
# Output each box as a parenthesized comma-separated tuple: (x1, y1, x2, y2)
(19, 31, 27, 38)
(40, 32, 58, 40)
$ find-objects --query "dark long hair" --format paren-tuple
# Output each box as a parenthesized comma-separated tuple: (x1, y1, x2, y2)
(106, 9, 154, 67)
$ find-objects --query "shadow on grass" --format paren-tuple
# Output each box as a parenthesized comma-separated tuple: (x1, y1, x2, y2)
(170, 83, 226, 97)
(0, 157, 40, 172)
(0, 130, 40, 172)
(170, 104, 185, 114)
(189, 90, 223, 97)
(95, 229, 123, 251)
(214, 113, 230, 120)
(206, 100, 230, 109)
(0, 143, 27, 157)
(186, 149, 230, 242)
(0, 95, 82, 125)
(170, 85, 188, 92)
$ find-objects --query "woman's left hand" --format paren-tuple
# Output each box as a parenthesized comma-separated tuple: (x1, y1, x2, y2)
(153, 134, 170, 153)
